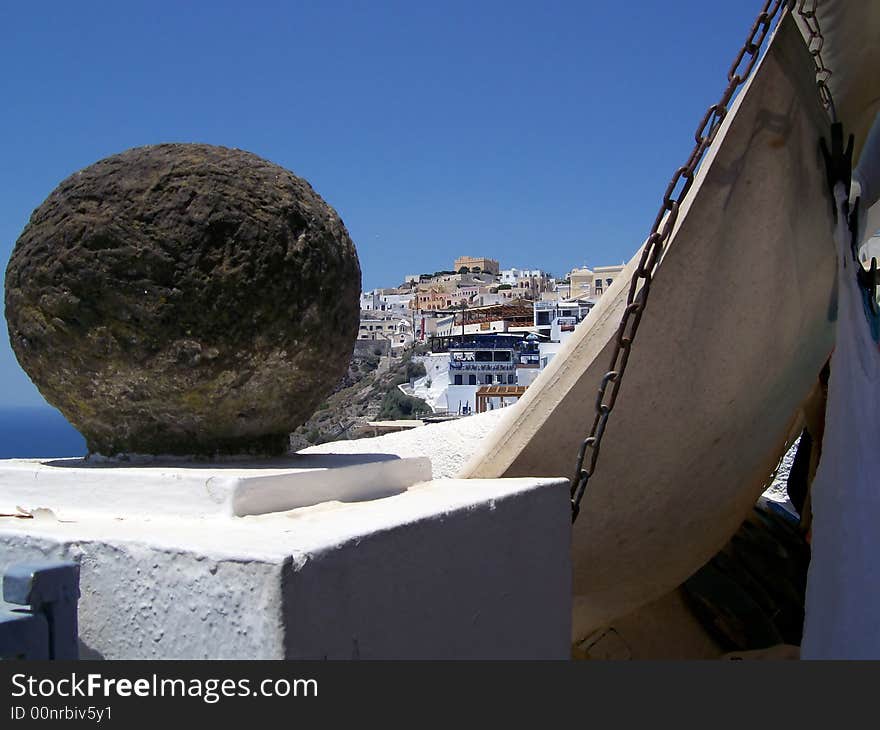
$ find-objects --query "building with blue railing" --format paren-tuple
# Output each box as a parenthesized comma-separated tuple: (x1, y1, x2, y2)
(445, 334, 539, 414)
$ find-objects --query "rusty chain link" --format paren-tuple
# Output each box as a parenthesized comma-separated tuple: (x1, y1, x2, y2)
(570, 1, 792, 523)
(797, 0, 836, 117)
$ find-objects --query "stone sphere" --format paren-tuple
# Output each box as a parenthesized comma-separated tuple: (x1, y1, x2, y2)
(5, 143, 361, 456)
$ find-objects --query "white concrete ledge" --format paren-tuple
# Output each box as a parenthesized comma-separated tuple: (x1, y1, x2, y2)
(0, 453, 432, 519)
(301, 409, 506, 478)
(0, 475, 572, 659)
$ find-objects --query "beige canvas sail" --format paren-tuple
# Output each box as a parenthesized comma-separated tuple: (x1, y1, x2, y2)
(462, 14, 837, 638)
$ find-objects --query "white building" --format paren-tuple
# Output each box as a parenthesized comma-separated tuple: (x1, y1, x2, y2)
(446, 341, 519, 414)
(435, 316, 511, 338)
(360, 290, 381, 310)
(500, 268, 546, 284)
(542, 282, 571, 300)
(533, 299, 593, 342)
(358, 313, 414, 350)
(498, 268, 552, 300)
(471, 292, 507, 307)
(361, 289, 415, 313)
(378, 293, 414, 313)
(593, 264, 624, 296)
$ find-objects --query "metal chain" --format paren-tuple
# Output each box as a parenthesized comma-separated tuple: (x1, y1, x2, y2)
(796, 0, 836, 118)
(570, 0, 790, 523)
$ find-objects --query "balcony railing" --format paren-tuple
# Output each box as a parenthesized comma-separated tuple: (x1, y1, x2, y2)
(449, 361, 515, 371)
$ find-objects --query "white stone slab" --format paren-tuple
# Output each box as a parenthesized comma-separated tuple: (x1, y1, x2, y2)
(0, 453, 432, 519)
(301, 408, 506, 478)
(0, 476, 571, 659)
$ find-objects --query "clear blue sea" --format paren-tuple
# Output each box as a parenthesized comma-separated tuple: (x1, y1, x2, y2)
(0, 407, 87, 459)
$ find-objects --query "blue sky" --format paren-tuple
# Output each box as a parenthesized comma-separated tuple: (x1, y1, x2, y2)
(0, 0, 761, 407)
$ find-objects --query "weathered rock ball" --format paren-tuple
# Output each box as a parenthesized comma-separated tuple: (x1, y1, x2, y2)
(5, 143, 361, 456)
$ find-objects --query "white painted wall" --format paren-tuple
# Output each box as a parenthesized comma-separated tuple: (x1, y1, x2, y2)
(446, 384, 478, 414)
(538, 342, 564, 368)
(0, 474, 571, 659)
(517, 367, 542, 386)
(303, 409, 506, 478)
(407, 353, 450, 412)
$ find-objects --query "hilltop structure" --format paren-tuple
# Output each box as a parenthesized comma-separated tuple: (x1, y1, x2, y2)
(453, 255, 500, 276)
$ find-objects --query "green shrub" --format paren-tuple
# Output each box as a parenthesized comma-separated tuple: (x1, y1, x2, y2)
(361, 354, 379, 371)
(378, 390, 430, 419)
(405, 360, 427, 380)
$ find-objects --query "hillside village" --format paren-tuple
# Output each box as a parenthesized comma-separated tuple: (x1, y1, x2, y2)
(290, 255, 626, 448)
